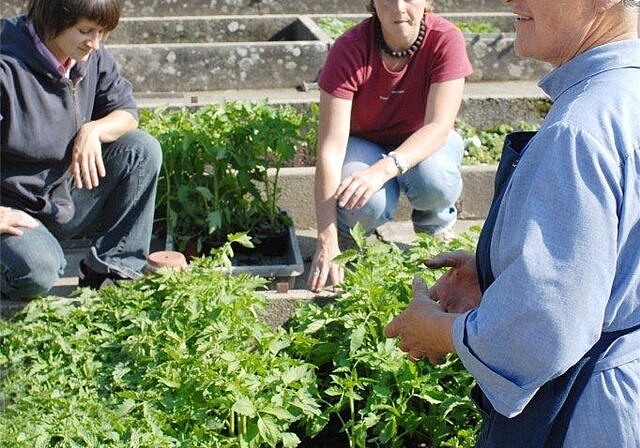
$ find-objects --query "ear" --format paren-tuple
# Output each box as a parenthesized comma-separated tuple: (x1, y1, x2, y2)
(594, 0, 621, 13)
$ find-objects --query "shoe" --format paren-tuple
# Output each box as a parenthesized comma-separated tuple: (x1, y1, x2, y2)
(432, 219, 457, 243)
(413, 215, 457, 243)
(78, 261, 126, 289)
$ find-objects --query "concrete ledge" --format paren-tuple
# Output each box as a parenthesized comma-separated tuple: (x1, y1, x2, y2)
(276, 164, 496, 229)
(2, 0, 510, 17)
(135, 80, 550, 131)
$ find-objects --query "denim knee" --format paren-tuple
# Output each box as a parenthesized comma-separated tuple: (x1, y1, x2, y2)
(118, 129, 162, 174)
(1, 243, 64, 299)
(401, 131, 463, 211)
(337, 190, 393, 234)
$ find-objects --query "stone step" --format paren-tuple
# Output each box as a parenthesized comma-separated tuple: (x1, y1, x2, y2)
(135, 80, 550, 130)
(1, 0, 511, 18)
(109, 13, 515, 45)
(108, 34, 548, 92)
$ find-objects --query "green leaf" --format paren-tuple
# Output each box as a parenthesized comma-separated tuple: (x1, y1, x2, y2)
(232, 397, 256, 417)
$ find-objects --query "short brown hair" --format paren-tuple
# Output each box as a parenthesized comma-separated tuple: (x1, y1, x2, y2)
(27, 0, 121, 41)
(367, 0, 434, 14)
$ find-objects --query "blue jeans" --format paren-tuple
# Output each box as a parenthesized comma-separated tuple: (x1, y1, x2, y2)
(338, 131, 464, 235)
(1, 130, 162, 299)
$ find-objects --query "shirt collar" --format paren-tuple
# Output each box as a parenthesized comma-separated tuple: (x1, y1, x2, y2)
(26, 20, 77, 78)
(538, 40, 640, 102)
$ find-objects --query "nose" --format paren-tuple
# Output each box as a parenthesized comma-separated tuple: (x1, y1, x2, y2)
(85, 32, 102, 49)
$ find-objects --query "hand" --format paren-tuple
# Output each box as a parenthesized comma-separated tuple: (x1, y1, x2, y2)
(69, 122, 106, 189)
(335, 168, 386, 210)
(0, 206, 39, 236)
(384, 277, 456, 364)
(307, 237, 344, 292)
(424, 250, 482, 313)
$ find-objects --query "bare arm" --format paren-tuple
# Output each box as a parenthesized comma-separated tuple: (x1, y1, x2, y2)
(70, 110, 138, 189)
(308, 91, 352, 292)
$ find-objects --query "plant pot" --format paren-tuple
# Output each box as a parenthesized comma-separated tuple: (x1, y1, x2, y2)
(253, 227, 290, 257)
(168, 220, 303, 289)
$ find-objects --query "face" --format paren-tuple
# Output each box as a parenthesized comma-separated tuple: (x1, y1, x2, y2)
(45, 18, 106, 63)
(502, 0, 600, 66)
(373, 0, 427, 42)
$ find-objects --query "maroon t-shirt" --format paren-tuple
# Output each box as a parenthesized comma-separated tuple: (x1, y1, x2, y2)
(318, 14, 473, 147)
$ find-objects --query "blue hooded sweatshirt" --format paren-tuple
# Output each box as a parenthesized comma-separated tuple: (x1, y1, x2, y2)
(0, 15, 138, 224)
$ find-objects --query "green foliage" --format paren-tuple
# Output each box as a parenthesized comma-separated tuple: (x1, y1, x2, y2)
(285, 224, 481, 447)
(458, 120, 540, 165)
(316, 17, 501, 40)
(0, 249, 321, 448)
(139, 102, 314, 251)
(317, 17, 358, 40)
(1, 229, 483, 447)
(453, 21, 501, 34)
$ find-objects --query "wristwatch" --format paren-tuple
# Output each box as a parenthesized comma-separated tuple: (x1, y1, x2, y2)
(387, 151, 409, 175)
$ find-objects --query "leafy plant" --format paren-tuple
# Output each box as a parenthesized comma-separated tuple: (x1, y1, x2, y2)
(457, 120, 540, 165)
(317, 17, 357, 40)
(0, 242, 321, 448)
(453, 21, 501, 34)
(285, 225, 482, 447)
(316, 17, 502, 40)
(1, 227, 484, 447)
(140, 101, 313, 252)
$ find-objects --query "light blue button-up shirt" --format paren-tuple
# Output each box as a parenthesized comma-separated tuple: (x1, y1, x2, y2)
(453, 39, 640, 447)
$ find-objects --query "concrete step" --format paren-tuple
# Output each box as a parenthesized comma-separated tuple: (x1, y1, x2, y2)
(105, 21, 549, 91)
(2, 0, 511, 18)
(109, 13, 515, 45)
(0, 218, 485, 326)
(135, 80, 549, 130)
(276, 163, 496, 231)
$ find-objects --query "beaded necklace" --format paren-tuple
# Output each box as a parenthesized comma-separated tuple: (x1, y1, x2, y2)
(376, 16, 426, 59)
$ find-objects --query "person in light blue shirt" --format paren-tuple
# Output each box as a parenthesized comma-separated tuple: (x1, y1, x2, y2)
(384, 0, 640, 446)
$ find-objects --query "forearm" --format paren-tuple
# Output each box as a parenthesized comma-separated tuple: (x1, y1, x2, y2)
(314, 157, 341, 240)
(82, 110, 138, 143)
(391, 121, 452, 168)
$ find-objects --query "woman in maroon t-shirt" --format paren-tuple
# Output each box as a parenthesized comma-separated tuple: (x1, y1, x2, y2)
(308, 0, 472, 292)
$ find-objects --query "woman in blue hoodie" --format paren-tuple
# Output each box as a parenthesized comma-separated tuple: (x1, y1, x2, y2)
(0, 0, 162, 297)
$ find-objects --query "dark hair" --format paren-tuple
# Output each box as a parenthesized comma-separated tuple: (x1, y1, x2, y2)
(27, 0, 121, 41)
(367, 0, 434, 14)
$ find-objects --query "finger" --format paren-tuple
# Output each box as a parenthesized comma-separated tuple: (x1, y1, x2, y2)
(383, 318, 398, 338)
(2, 227, 24, 236)
(87, 152, 101, 187)
(307, 264, 322, 291)
(95, 153, 106, 178)
(81, 157, 93, 189)
(412, 277, 431, 300)
(423, 252, 457, 269)
(327, 265, 344, 290)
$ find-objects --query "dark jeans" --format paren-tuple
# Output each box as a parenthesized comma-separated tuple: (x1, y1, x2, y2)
(1, 130, 162, 299)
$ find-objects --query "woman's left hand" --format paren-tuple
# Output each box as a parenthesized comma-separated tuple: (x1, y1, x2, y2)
(335, 168, 387, 210)
(70, 122, 107, 189)
(384, 277, 457, 364)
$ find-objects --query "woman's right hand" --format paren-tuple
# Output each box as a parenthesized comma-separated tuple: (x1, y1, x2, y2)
(424, 250, 481, 313)
(307, 236, 344, 293)
(0, 206, 39, 236)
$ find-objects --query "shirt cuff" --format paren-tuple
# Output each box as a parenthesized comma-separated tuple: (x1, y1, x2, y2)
(452, 311, 538, 418)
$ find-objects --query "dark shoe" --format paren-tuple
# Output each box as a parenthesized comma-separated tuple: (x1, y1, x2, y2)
(78, 261, 127, 289)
